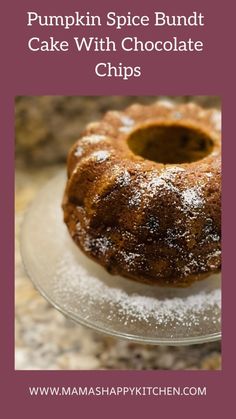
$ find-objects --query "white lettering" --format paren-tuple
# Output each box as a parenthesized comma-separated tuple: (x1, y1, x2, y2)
(155, 11, 204, 26)
(121, 37, 203, 52)
(27, 12, 38, 25)
(27, 11, 101, 29)
(106, 12, 149, 29)
(95, 62, 141, 80)
(74, 37, 116, 52)
(28, 37, 69, 52)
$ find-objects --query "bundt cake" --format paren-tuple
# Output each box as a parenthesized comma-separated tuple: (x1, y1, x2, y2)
(62, 100, 221, 286)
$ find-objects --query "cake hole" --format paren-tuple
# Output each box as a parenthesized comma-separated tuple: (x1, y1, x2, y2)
(127, 123, 214, 164)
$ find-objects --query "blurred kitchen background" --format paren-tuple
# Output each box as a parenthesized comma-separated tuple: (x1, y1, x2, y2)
(15, 96, 221, 370)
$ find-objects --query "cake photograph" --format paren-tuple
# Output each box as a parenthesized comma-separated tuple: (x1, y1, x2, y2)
(15, 96, 221, 370)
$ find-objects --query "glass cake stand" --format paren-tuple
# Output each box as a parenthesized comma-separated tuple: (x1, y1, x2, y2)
(20, 171, 221, 346)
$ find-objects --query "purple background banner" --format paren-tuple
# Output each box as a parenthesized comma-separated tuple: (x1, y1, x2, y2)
(1, 0, 235, 417)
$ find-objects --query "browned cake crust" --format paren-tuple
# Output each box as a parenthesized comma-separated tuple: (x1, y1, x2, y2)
(62, 101, 221, 286)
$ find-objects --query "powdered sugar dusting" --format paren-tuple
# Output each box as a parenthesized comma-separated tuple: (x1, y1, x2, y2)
(114, 169, 131, 187)
(90, 150, 111, 162)
(74, 146, 84, 157)
(76, 221, 112, 256)
(84, 235, 111, 255)
(120, 115, 135, 127)
(160, 166, 186, 181)
(128, 188, 142, 207)
(128, 170, 179, 207)
(157, 99, 174, 109)
(119, 115, 135, 133)
(181, 188, 203, 209)
(52, 248, 221, 331)
(128, 168, 203, 213)
(119, 251, 142, 269)
(81, 134, 106, 145)
(74, 135, 106, 157)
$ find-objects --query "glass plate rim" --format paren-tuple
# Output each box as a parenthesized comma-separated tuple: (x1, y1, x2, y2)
(20, 171, 221, 346)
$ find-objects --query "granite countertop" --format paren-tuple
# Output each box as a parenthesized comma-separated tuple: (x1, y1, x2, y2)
(15, 166, 221, 370)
